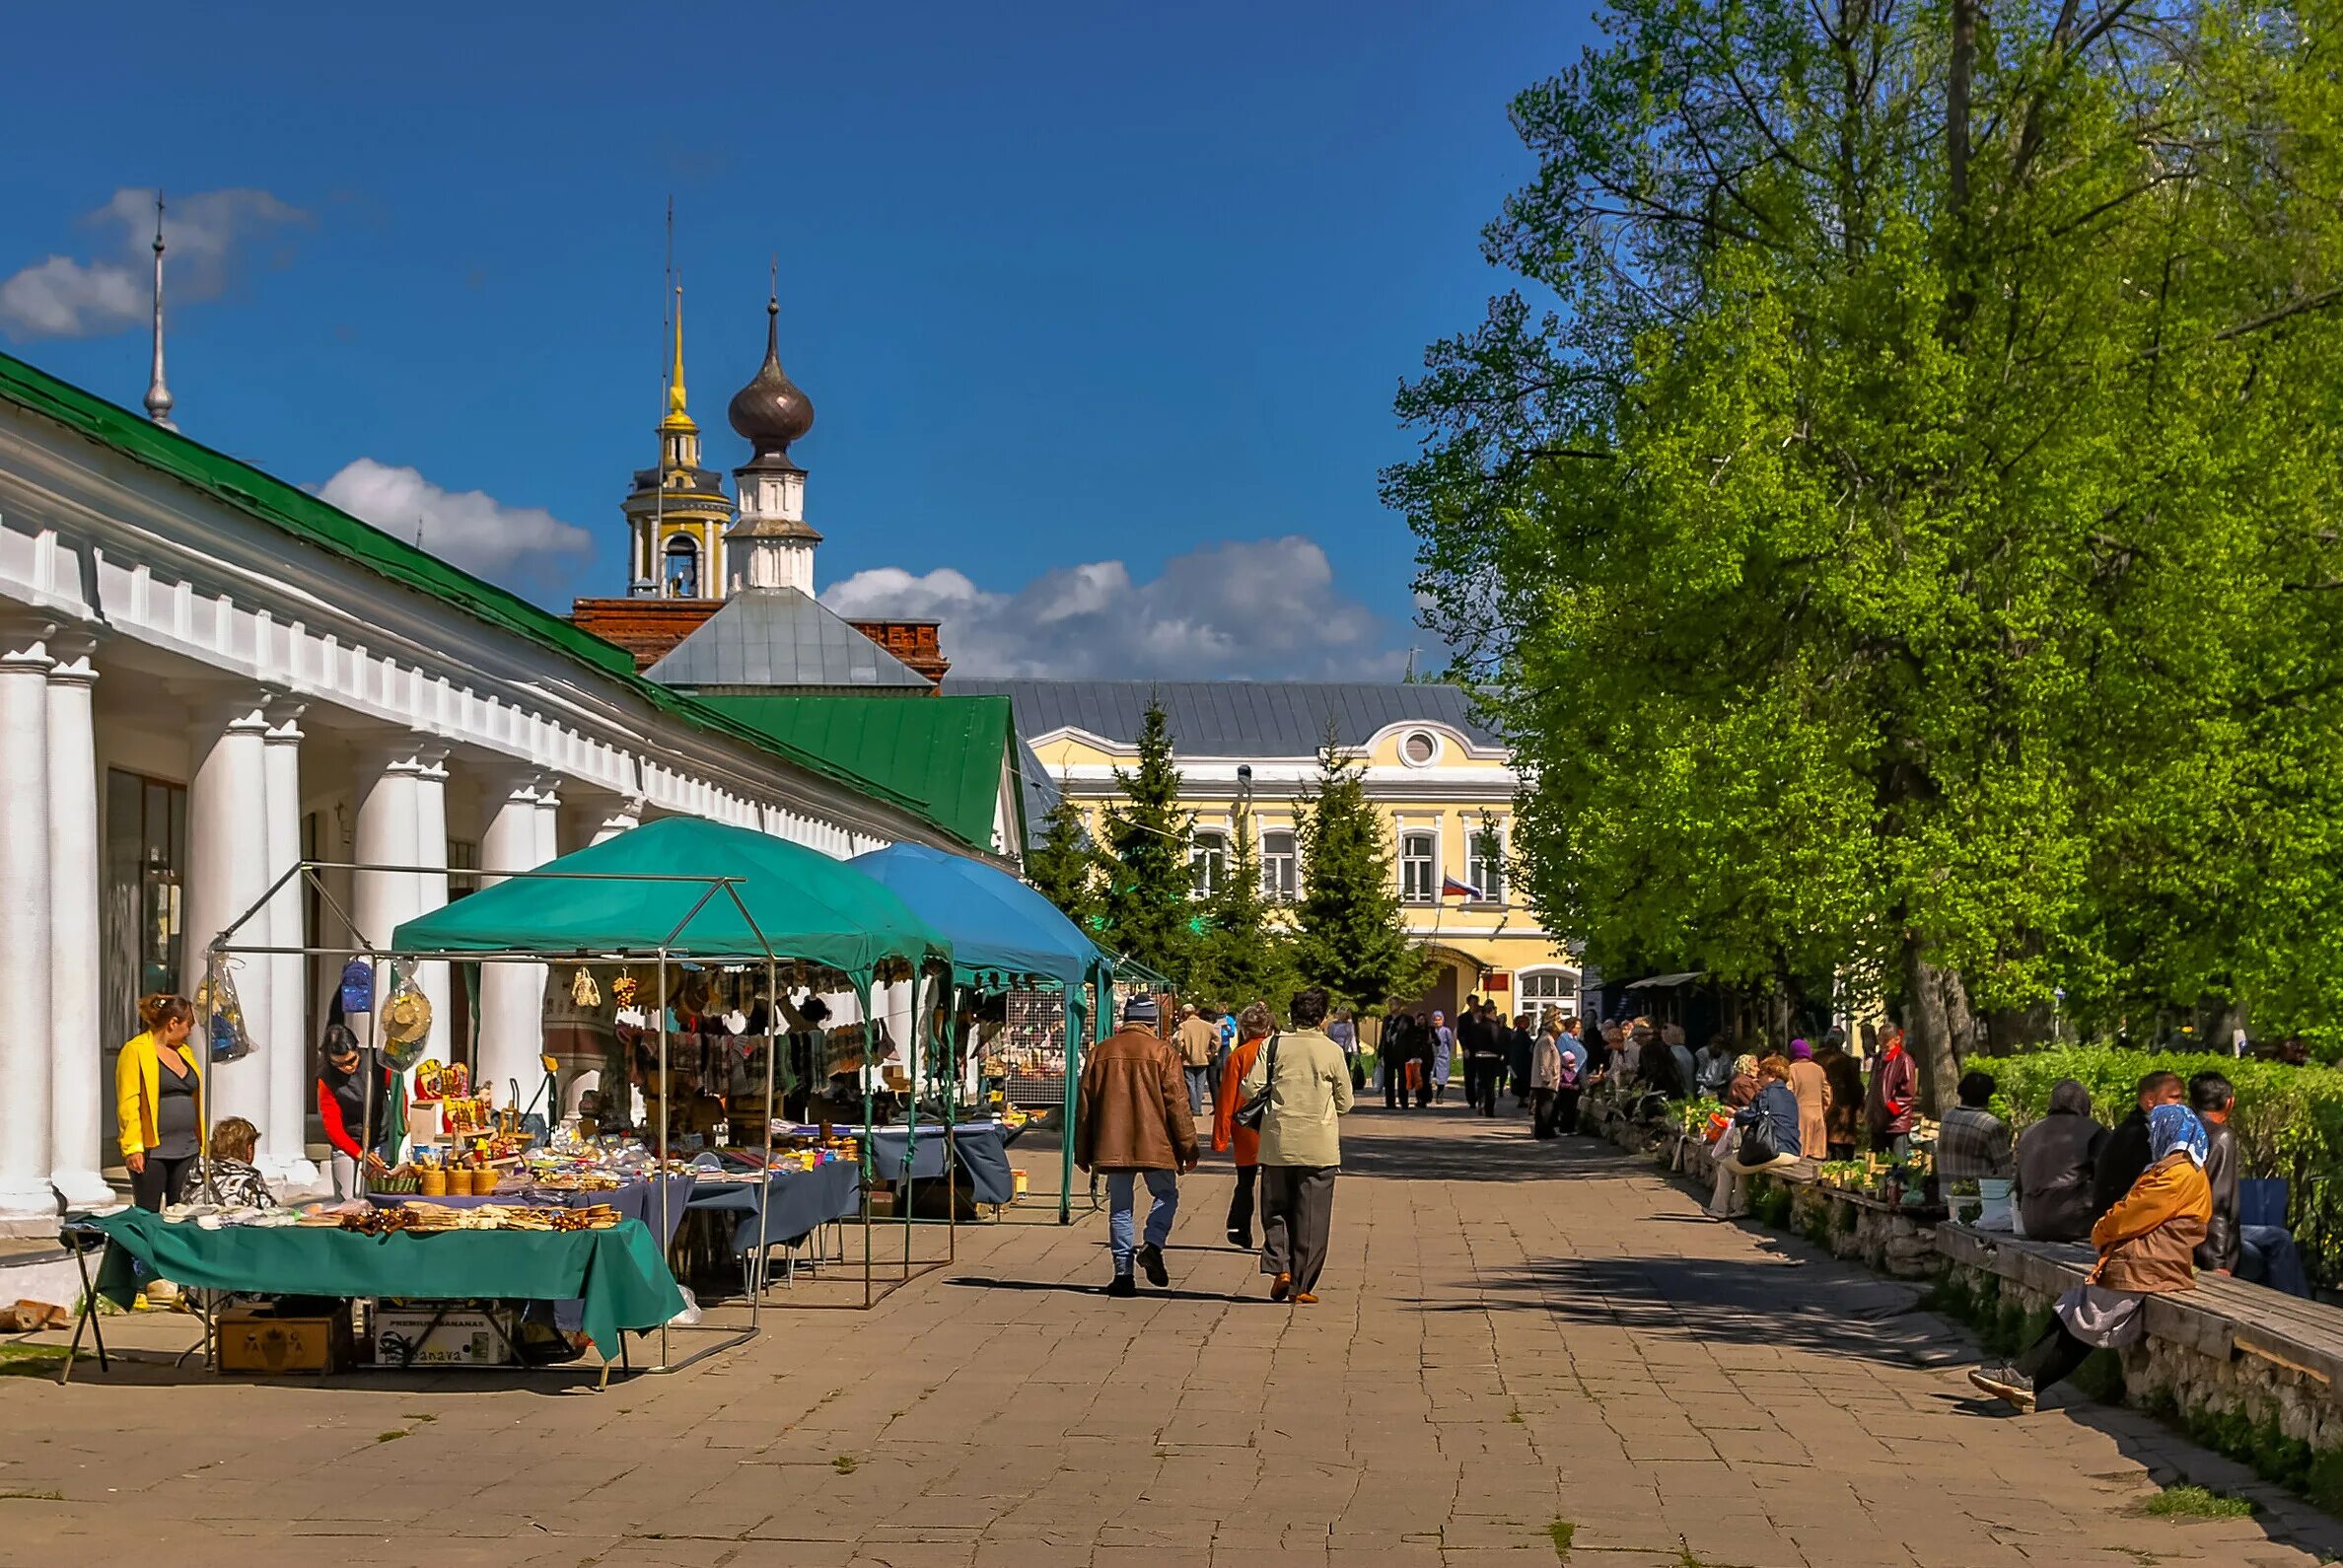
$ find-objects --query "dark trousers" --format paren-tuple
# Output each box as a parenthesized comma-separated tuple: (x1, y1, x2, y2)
(1384, 1060, 1402, 1108)
(1826, 1141, 1858, 1162)
(130, 1152, 195, 1213)
(1259, 1165, 1337, 1293)
(1228, 1164, 1257, 1243)
(1530, 1088, 1558, 1138)
(1463, 1056, 1500, 1115)
(2014, 1320, 2094, 1391)
(1555, 1087, 1582, 1134)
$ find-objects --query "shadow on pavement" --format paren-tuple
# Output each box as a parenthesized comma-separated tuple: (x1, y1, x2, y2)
(944, 1275, 1242, 1305)
(1337, 1115, 1600, 1182)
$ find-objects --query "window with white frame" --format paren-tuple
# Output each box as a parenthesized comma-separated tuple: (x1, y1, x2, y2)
(1518, 970, 1579, 1015)
(1466, 825, 1505, 905)
(1189, 828, 1228, 898)
(1399, 830, 1436, 904)
(1260, 829, 1298, 902)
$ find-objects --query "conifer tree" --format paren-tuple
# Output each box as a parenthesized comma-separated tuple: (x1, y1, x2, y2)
(1026, 780, 1100, 932)
(1294, 731, 1432, 1009)
(1190, 810, 1301, 1013)
(1098, 697, 1196, 984)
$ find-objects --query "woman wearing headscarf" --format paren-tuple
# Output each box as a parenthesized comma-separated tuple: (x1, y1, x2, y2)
(1785, 1040, 1831, 1168)
(1972, 1104, 2211, 1413)
(1213, 1002, 1276, 1247)
(2013, 1079, 2108, 1242)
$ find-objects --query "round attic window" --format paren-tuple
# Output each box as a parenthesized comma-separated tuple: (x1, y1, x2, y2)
(1401, 731, 1440, 766)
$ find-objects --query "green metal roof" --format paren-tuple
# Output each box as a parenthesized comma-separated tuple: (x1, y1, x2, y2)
(0, 350, 977, 850)
(696, 694, 1022, 854)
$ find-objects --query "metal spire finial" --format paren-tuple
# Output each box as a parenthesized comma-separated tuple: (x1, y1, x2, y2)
(144, 193, 177, 431)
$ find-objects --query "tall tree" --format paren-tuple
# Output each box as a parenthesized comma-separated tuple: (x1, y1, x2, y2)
(1390, 0, 2343, 1090)
(1294, 733, 1435, 1009)
(1098, 697, 1196, 985)
(1190, 810, 1302, 1013)
(1026, 780, 1100, 933)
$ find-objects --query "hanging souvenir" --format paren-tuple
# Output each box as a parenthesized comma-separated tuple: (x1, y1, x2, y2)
(337, 958, 376, 1016)
(198, 953, 252, 1063)
(379, 961, 434, 1070)
(571, 966, 602, 1008)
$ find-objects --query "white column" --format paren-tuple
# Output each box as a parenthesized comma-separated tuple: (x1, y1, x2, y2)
(476, 775, 548, 1107)
(592, 799, 641, 845)
(180, 692, 275, 1130)
(351, 742, 427, 1054)
(0, 623, 55, 1227)
(46, 636, 108, 1206)
(411, 748, 452, 1072)
(260, 705, 315, 1181)
(532, 779, 563, 868)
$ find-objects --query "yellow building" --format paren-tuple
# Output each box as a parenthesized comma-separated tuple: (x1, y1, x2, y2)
(950, 679, 1582, 1022)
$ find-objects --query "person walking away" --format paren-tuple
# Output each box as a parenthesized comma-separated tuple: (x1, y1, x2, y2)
(1456, 1003, 1497, 1116)
(1409, 1013, 1435, 1107)
(1429, 1010, 1456, 1104)
(1242, 986, 1355, 1304)
(1554, 1019, 1587, 1134)
(2015, 1079, 2106, 1242)
(1328, 1008, 1363, 1092)
(118, 993, 201, 1213)
(1529, 1021, 1564, 1139)
(2093, 1071, 2186, 1220)
(1214, 1003, 1275, 1247)
(1377, 1003, 1405, 1105)
(1693, 1033, 1734, 1100)
(1508, 1007, 1536, 1107)
(1814, 1034, 1865, 1160)
(1938, 1071, 2015, 1182)
(1076, 996, 1199, 1296)
(1175, 1004, 1218, 1119)
(1785, 1040, 1831, 1171)
(1863, 1027, 1919, 1158)
(1706, 1056, 1803, 1219)
(1972, 1104, 2211, 1412)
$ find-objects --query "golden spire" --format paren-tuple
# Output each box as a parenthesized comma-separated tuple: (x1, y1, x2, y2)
(660, 281, 696, 435)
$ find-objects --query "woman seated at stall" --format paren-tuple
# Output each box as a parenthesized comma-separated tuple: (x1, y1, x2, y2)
(1705, 1056, 1804, 1220)
(193, 1116, 277, 1209)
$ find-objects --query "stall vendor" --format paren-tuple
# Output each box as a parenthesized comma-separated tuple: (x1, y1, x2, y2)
(116, 992, 200, 1211)
(317, 1024, 407, 1197)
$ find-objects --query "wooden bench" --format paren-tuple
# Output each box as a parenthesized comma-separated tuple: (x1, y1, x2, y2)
(1937, 1223, 2343, 1457)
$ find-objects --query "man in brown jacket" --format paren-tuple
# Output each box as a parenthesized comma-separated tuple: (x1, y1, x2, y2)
(1077, 995, 1199, 1297)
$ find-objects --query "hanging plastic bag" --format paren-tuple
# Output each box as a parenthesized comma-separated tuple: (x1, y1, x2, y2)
(338, 958, 376, 1017)
(379, 961, 434, 1071)
(198, 954, 252, 1063)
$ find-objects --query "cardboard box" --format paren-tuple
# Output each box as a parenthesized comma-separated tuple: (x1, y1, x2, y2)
(374, 1307, 518, 1368)
(218, 1310, 349, 1375)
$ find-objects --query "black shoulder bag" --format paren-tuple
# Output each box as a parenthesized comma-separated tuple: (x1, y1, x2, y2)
(1233, 1033, 1281, 1131)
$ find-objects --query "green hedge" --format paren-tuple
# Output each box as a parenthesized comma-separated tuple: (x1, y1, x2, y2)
(1979, 1047, 2343, 1183)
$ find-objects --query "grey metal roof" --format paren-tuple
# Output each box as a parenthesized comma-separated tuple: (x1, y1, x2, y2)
(647, 588, 935, 692)
(941, 679, 1503, 757)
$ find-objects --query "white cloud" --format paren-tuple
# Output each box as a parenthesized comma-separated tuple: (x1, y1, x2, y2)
(316, 458, 595, 599)
(0, 186, 307, 340)
(820, 536, 1406, 679)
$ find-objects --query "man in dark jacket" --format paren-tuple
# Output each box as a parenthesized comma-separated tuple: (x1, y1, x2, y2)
(1076, 996, 1199, 1297)
(1456, 1002, 1500, 1116)
(2091, 1070, 2185, 1221)
(2014, 1078, 2106, 1242)
(2189, 1071, 2241, 1274)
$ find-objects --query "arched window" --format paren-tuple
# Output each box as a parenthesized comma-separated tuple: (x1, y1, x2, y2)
(664, 534, 701, 600)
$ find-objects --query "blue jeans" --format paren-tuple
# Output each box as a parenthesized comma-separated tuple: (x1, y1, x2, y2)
(1106, 1170, 1179, 1275)
(1183, 1066, 1209, 1116)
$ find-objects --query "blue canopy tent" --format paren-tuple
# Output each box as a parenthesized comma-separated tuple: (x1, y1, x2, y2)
(850, 841, 1112, 1225)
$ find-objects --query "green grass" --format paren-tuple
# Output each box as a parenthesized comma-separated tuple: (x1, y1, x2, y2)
(1545, 1520, 1574, 1559)
(0, 1490, 63, 1503)
(374, 1430, 406, 1444)
(2140, 1484, 2254, 1519)
(831, 1455, 859, 1473)
(0, 1344, 67, 1380)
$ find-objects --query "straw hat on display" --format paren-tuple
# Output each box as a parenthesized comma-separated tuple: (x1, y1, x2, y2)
(381, 990, 434, 1069)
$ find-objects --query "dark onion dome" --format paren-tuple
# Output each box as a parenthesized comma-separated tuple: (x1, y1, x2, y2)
(727, 296, 815, 463)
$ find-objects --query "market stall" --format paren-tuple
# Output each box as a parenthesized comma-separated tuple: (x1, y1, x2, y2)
(849, 842, 1113, 1225)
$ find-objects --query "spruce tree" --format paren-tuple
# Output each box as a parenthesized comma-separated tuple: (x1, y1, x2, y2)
(1098, 697, 1195, 984)
(1026, 781, 1101, 932)
(1294, 730, 1432, 1009)
(1190, 811, 1300, 1014)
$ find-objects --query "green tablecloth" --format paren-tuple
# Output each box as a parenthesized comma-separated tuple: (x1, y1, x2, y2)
(87, 1209, 683, 1361)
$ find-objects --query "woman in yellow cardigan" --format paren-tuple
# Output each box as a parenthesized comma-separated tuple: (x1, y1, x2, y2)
(117, 993, 200, 1211)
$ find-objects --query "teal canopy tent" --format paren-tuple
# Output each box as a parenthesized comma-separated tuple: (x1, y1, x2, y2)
(850, 842, 1113, 1223)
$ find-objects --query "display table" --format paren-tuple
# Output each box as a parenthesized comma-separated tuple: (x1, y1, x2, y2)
(869, 1122, 1018, 1204)
(688, 1162, 863, 1254)
(87, 1208, 683, 1361)
(380, 1173, 698, 1246)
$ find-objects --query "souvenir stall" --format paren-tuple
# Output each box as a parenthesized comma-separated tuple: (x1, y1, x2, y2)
(849, 842, 1115, 1228)
(71, 819, 951, 1385)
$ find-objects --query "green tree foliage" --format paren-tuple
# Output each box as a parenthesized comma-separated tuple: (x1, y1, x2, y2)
(1025, 780, 1100, 932)
(1097, 698, 1196, 985)
(1389, 0, 2343, 1095)
(1189, 812, 1304, 1015)
(1294, 734, 1436, 1009)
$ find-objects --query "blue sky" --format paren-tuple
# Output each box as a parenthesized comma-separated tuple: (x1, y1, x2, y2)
(0, 1, 1596, 677)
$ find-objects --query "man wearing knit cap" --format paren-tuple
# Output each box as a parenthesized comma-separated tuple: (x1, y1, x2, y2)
(1076, 995, 1200, 1296)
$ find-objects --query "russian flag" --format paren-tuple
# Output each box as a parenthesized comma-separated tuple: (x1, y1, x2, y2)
(1441, 875, 1482, 900)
